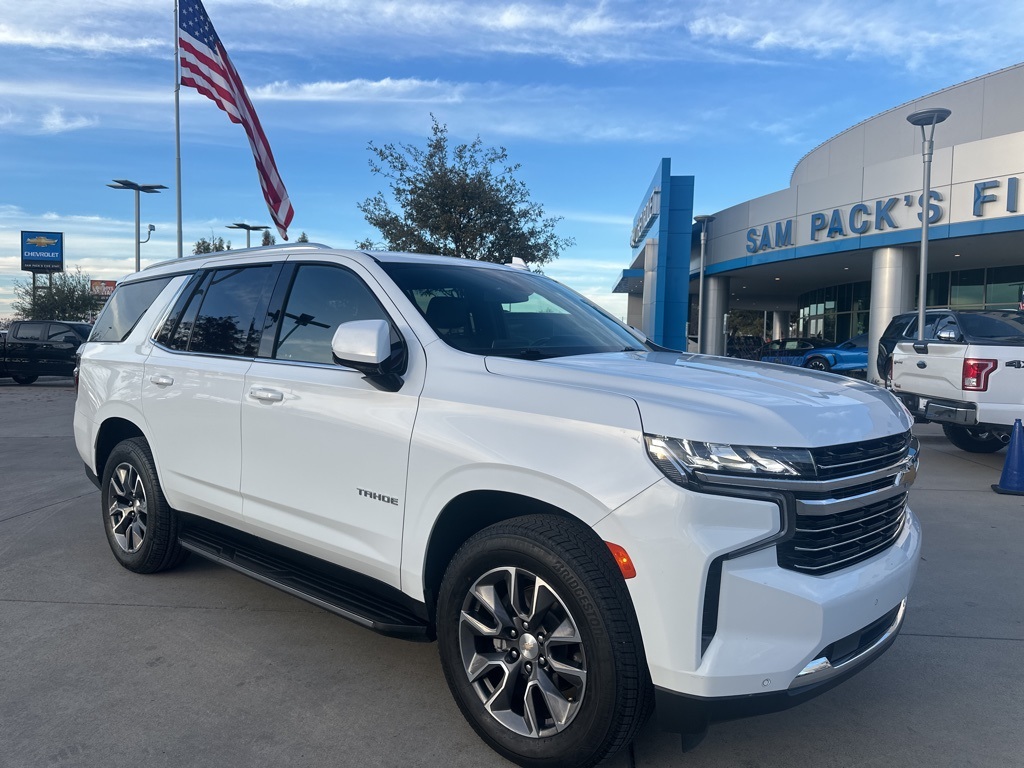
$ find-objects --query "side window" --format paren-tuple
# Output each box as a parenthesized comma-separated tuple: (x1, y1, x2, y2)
(187, 266, 275, 357)
(933, 315, 961, 339)
(47, 323, 73, 341)
(273, 264, 389, 364)
(92, 276, 175, 343)
(13, 322, 44, 340)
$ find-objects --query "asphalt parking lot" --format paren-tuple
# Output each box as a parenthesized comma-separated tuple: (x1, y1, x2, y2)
(2, 378, 1023, 768)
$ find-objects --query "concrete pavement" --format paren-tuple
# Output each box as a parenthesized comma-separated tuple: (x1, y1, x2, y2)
(1, 378, 1021, 767)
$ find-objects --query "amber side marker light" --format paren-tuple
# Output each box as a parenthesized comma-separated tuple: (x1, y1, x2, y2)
(605, 542, 637, 579)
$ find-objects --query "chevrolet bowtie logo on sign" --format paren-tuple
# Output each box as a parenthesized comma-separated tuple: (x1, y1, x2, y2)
(21, 230, 65, 273)
(25, 235, 58, 248)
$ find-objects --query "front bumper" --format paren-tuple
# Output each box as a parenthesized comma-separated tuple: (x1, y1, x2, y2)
(594, 476, 922, 733)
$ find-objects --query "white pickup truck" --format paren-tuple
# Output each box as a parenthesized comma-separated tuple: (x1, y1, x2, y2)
(890, 309, 1024, 452)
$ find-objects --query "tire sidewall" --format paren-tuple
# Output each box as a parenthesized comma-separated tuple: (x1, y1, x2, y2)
(437, 530, 622, 768)
(942, 424, 1006, 453)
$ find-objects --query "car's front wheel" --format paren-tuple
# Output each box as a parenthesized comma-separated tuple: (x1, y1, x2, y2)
(942, 424, 1007, 453)
(101, 437, 189, 573)
(804, 357, 831, 372)
(12, 375, 38, 385)
(436, 515, 651, 768)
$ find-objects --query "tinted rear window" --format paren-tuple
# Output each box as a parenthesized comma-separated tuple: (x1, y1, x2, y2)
(90, 277, 175, 343)
(960, 312, 1024, 340)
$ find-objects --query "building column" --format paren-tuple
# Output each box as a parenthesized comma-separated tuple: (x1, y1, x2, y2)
(772, 311, 789, 341)
(701, 275, 730, 356)
(867, 246, 916, 384)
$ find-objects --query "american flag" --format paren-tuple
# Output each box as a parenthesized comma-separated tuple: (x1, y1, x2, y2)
(178, 0, 293, 240)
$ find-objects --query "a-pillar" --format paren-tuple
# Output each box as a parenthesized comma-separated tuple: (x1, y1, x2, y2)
(867, 246, 916, 383)
(700, 276, 730, 356)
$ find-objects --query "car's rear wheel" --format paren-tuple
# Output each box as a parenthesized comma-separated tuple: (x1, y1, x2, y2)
(804, 357, 831, 372)
(101, 437, 189, 573)
(942, 424, 1007, 453)
(436, 515, 651, 768)
(12, 375, 38, 385)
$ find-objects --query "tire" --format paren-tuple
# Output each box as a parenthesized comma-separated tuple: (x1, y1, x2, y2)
(100, 437, 189, 573)
(436, 515, 652, 768)
(12, 375, 38, 385)
(804, 357, 831, 372)
(942, 424, 1007, 453)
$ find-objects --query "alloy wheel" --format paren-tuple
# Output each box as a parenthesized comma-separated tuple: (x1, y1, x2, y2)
(107, 462, 148, 553)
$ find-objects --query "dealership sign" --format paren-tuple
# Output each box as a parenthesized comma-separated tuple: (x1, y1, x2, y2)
(90, 280, 117, 297)
(21, 231, 65, 272)
(746, 176, 1024, 254)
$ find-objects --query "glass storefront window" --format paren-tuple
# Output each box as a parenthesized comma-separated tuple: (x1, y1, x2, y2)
(986, 265, 1024, 308)
(950, 269, 985, 307)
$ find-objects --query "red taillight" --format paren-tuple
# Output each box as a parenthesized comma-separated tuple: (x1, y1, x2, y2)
(963, 358, 997, 391)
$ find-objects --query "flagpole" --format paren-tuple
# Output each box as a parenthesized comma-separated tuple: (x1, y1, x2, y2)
(174, 0, 184, 258)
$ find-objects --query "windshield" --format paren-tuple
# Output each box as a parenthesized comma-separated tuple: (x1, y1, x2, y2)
(380, 262, 649, 359)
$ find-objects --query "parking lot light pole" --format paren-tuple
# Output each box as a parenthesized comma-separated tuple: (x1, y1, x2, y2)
(906, 107, 951, 340)
(108, 180, 167, 272)
(227, 222, 271, 249)
(694, 215, 715, 354)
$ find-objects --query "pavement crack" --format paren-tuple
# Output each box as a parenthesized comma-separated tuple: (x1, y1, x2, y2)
(0, 597, 317, 613)
(0, 491, 95, 525)
(901, 630, 1024, 643)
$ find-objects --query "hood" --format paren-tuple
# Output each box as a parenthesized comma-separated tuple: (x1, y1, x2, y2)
(485, 351, 911, 448)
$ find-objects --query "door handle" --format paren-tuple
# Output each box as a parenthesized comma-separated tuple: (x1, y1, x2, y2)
(150, 374, 174, 386)
(249, 387, 284, 403)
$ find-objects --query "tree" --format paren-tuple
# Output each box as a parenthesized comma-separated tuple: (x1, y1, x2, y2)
(193, 236, 231, 254)
(296, 231, 309, 242)
(11, 267, 104, 320)
(261, 230, 276, 246)
(357, 116, 573, 268)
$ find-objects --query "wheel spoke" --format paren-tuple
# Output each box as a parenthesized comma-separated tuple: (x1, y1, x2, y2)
(468, 573, 516, 633)
(525, 579, 558, 628)
(544, 615, 580, 646)
(546, 656, 587, 689)
(533, 667, 576, 729)
(465, 649, 509, 683)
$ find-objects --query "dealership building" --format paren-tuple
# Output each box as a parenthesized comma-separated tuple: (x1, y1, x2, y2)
(615, 63, 1024, 382)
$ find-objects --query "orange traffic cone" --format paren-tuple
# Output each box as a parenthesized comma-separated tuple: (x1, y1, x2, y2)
(992, 418, 1024, 495)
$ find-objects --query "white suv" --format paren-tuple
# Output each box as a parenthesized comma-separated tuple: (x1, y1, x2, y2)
(74, 244, 922, 768)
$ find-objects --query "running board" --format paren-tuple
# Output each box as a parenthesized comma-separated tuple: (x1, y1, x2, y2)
(178, 519, 431, 641)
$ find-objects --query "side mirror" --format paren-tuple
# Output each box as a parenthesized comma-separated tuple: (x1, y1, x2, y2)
(63, 335, 80, 345)
(331, 319, 404, 391)
(935, 328, 960, 342)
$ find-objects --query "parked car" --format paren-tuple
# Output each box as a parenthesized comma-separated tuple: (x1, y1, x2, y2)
(726, 335, 765, 359)
(0, 319, 92, 385)
(889, 309, 1024, 452)
(74, 244, 921, 767)
(756, 335, 868, 372)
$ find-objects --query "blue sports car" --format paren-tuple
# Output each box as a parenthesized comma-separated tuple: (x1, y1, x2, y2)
(756, 334, 868, 373)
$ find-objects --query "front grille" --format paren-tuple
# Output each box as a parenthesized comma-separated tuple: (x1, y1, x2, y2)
(810, 432, 912, 479)
(777, 431, 914, 575)
(778, 491, 908, 574)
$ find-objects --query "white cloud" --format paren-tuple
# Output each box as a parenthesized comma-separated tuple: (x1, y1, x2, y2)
(39, 107, 99, 134)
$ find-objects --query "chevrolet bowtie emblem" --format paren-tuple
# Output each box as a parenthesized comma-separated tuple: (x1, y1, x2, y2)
(26, 236, 58, 247)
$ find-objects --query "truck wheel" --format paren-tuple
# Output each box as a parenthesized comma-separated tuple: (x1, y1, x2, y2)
(101, 438, 189, 573)
(942, 424, 1006, 453)
(436, 515, 651, 768)
(12, 375, 38, 385)
(804, 357, 831, 372)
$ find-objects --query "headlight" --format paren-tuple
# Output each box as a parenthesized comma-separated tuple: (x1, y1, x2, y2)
(645, 434, 814, 485)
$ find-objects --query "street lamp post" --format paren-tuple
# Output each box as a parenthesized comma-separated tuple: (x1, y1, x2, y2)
(108, 180, 167, 272)
(694, 215, 715, 354)
(906, 107, 951, 340)
(227, 222, 270, 249)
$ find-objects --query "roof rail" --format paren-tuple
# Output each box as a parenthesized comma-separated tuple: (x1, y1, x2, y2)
(146, 242, 333, 271)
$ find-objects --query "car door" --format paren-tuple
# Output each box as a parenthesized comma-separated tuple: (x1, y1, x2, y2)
(143, 263, 280, 523)
(240, 259, 425, 587)
(42, 322, 83, 376)
(7, 321, 47, 375)
(892, 312, 967, 401)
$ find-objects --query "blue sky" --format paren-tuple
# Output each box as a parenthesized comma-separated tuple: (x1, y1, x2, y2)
(2, 0, 1022, 319)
